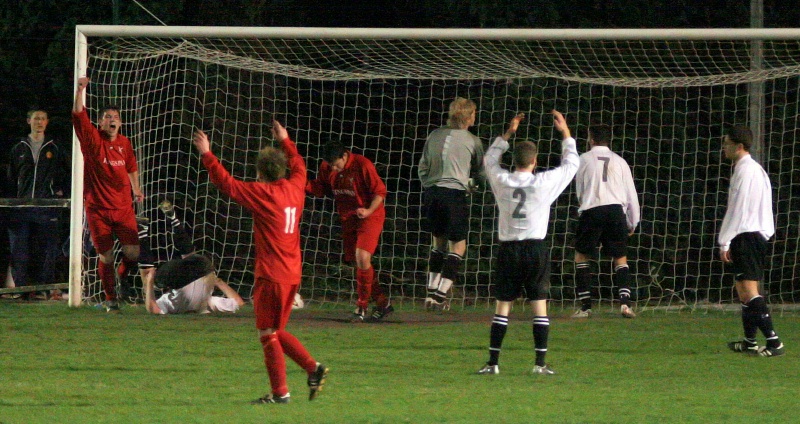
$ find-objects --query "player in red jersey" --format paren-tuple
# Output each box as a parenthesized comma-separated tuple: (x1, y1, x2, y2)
(72, 76, 143, 311)
(306, 141, 392, 322)
(193, 121, 327, 404)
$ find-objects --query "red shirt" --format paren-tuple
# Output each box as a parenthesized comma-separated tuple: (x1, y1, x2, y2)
(306, 152, 387, 220)
(72, 109, 138, 210)
(201, 137, 306, 285)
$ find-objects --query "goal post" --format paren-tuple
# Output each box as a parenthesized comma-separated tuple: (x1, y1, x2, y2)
(71, 26, 800, 311)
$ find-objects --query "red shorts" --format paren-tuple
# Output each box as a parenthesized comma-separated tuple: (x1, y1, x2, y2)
(86, 207, 139, 253)
(253, 279, 298, 331)
(341, 210, 384, 263)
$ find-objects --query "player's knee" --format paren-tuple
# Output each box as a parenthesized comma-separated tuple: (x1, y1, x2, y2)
(122, 245, 140, 261)
(98, 249, 115, 264)
(259, 328, 277, 337)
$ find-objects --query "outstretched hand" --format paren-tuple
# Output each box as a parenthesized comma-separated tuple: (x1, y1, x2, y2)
(193, 130, 210, 155)
(271, 120, 289, 142)
(552, 110, 571, 139)
(502, 113, 525, 140)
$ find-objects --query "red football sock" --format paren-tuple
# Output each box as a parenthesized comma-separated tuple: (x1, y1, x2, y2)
(278, 330, 317, 373)
(356, 267, 374, 309)
(260, 333, 288, 396)
(98, 261, 117, 301)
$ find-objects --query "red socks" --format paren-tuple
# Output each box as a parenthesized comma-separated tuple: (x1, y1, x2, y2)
(98, 261, 117, 301)
(260, 333, 288, 396)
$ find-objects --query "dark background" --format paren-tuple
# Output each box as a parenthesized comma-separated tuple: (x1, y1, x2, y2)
(2, 0, 798, 303)
(2, 0, 799, 157)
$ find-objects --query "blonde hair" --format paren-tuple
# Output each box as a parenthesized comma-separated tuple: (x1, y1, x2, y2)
(256, 146, 287, 182)
(447, 97, 476, 128)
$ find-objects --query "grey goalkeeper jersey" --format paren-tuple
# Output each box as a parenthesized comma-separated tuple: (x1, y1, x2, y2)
(418, 127, 484, 190)
(484, 136, 579, 241)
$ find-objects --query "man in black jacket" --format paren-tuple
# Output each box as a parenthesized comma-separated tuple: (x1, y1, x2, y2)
(7, 109, 69, 299)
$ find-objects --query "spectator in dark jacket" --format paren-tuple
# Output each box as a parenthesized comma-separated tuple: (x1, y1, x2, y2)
(7, 109, 69, 299)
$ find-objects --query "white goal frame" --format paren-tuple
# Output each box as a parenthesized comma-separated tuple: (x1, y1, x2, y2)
(70, 26, 800, 308)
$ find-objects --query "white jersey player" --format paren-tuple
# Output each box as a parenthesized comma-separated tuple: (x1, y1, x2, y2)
(572, 124, 640, 318)
(149, 254, 244, 314)
(477, 110, 578, 376)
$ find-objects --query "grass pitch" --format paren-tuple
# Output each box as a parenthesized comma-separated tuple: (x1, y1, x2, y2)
(0, 301, 797, 423)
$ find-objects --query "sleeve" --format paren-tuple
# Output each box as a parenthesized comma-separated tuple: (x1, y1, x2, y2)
(575, 155, 586, 205)
(483, 136, 509, 193)
(306, 161, 333, 198)
(718, 165, 747, 250)
(418, 139, 430, 181)
(201, 151, 255, 210)
(471, 136, 486, 176)
(535, 137, 579, 200)
(155, 293, 176, 314)
(281, 137, 307, 191)
(125, 138, 138, 173)
(622, 160, 640, 230)
(362, 158, 387, 199)
(71, 110, 101, 156)
(207, 296, 241, 313)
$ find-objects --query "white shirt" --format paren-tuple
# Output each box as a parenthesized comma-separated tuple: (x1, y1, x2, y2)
(484, 136, 579, 241)
(576, 145, 640, 230)
(718, 154, 774, 251)
(156, 273, 240, 314)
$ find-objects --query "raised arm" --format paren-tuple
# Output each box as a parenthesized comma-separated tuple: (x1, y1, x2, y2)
(271, 120, 306, 190)
(484, 113, 524, 174)
(73, 77, 88, 113)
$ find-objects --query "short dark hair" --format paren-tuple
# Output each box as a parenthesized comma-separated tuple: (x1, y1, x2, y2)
(513, 141, 538, 168)
(324, 141, 347, 163)
(589, 124, 612, 146)
(102, 105, 121, 115)
(27, 109, 48, 119)
(725, 126, 753, 151)
(256, 146, 287, 182)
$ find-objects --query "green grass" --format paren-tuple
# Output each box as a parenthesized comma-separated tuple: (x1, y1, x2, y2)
(1, 302, 798, 423)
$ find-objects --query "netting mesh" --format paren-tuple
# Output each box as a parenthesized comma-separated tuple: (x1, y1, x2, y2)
(77, 32, 800, 311)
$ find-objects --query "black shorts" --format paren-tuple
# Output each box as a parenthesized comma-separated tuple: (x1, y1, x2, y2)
(493, 239, 550, 301)
(574, 204, 629, 258)
(422, 186, 470, 242)
(729, 232, 768, 282)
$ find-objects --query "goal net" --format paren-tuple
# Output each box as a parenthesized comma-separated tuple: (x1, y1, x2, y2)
(71, 27, 800, 312)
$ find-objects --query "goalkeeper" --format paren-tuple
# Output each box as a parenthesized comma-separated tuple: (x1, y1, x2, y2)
(306, 140, 392, 323)
(134, 202, 244, 314)
(418, 97, 484, 310)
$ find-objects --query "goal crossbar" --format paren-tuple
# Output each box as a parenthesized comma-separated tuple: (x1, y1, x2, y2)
(76, 25, 800, 41)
